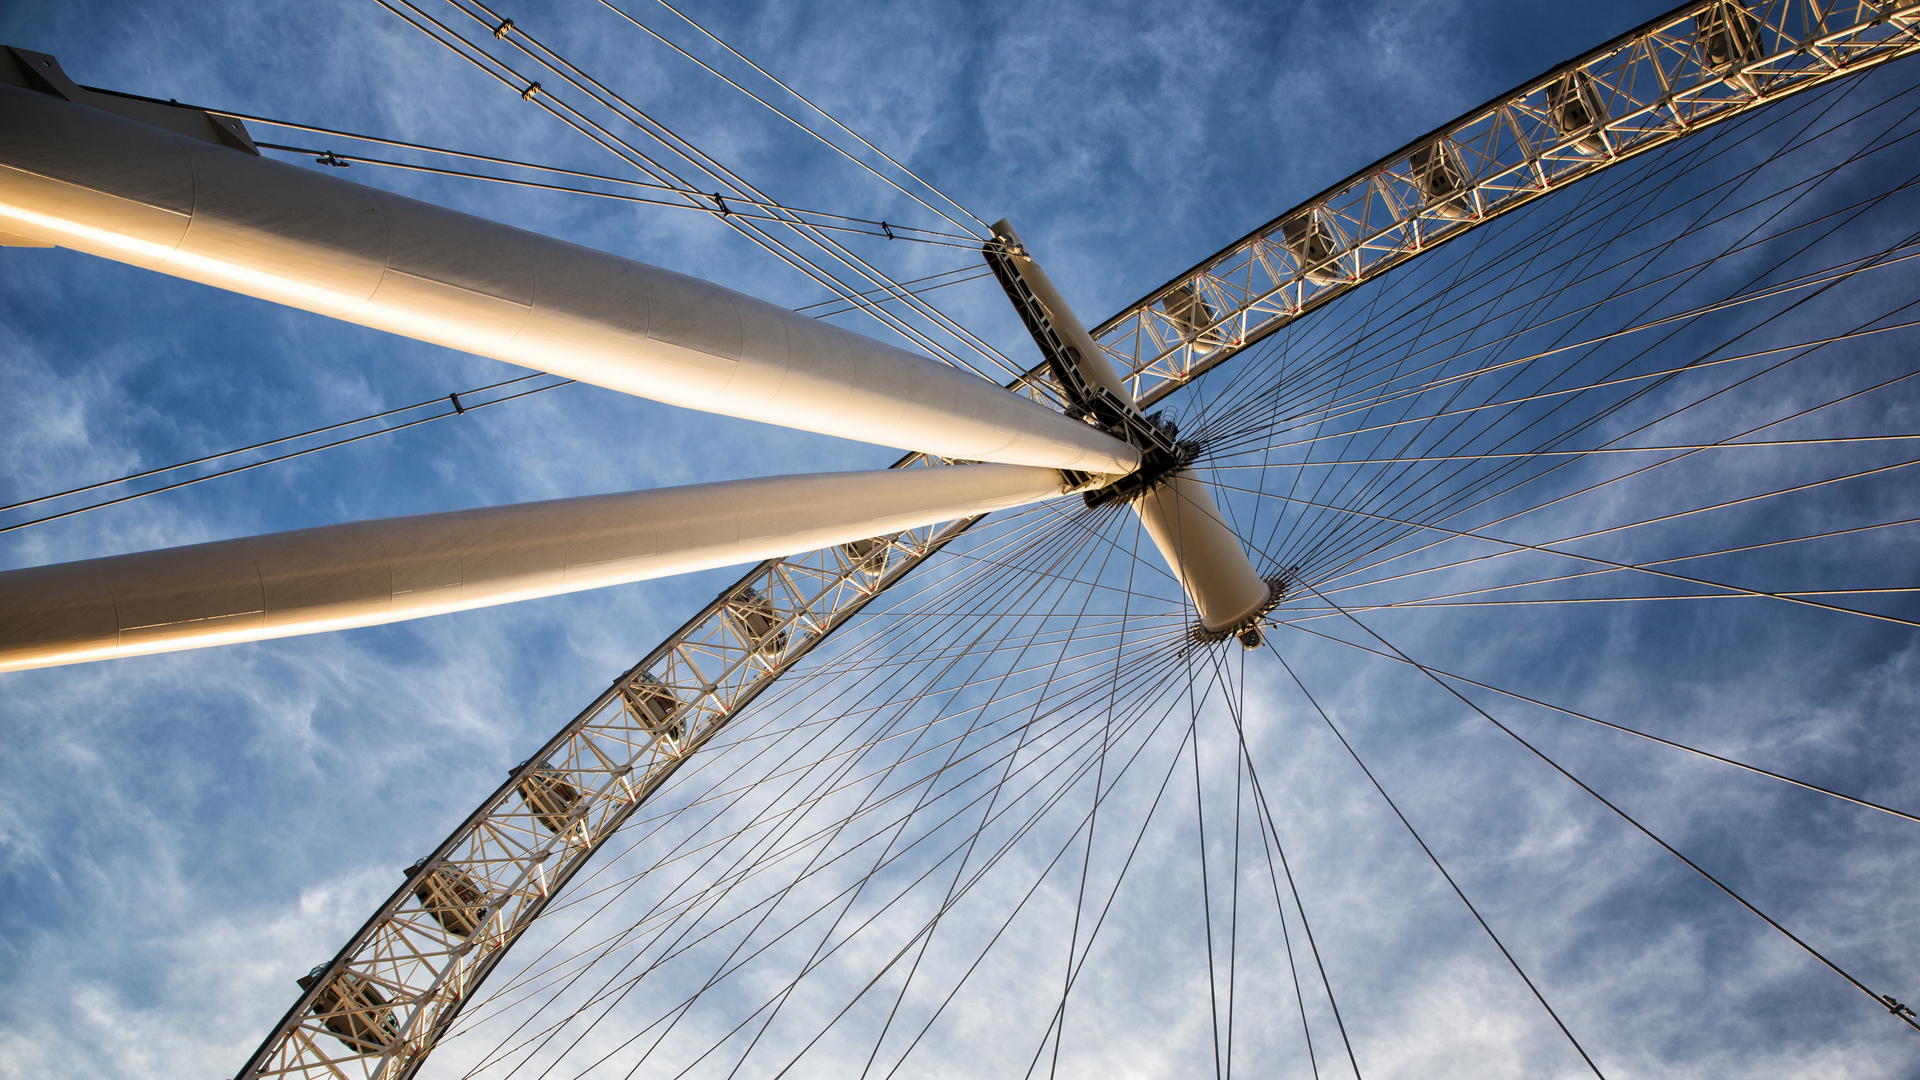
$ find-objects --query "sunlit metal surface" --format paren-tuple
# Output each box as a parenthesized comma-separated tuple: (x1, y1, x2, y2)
(1091, 0, 1920, 404)
(238, 2, 1920, 1076)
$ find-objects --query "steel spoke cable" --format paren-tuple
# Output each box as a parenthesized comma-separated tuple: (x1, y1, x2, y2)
(470, 638, 1167, 1068)
(1267, 646, 1608, 1079)
(452, 0, 1021, 381)
(583, 638, 1190, 1076)
(1182, 84, 1920, 491)
(1198, 242, 1920, 461)
(0, 370, 546, 516)
(249, 142, 982, 245)
(460, 507, 1167, 1060)
(1212, 656, 1363, 1080)
(878, 695, 1201, 1080)
(454, 504, 1124, 1045)
(719, 503, 1134, 1080)
(381, 0, 1005, 381)
(460, 638, 1198, 1068)
(1204, 433, 1920, 466)
(458, 507, 1128, 1037)
(1289, 353, 1920, 602)
(1242, 198, 1513, 604)
(1188, 68, 1920, 452)
(1216, 479, 1920, 630)
(1238, 290, 1920, 596)
(595, 518, 1182, 1068)
(1185, 110, 1833, 451)
(1195, 642, 1308, 1079)
(1291, 339, 1920, 605)
(0, 376, 573, 536)
(1198, 125, 1920, 580)
(1313, 511, 1920, 615)
(1276, 620, 1920, 826)
(751, 517, 1137, 1080)
(596, 0, 987, 238)
(1040, 512, 1141, 1080)
(1289, 578, 1920, 1034)
(1191, 107, 1920, 452)
(1198, 242, 1920, 474)
(1298, 441, 1920, 607)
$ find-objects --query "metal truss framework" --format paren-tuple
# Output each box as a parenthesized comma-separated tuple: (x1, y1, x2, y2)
(239, 2, 1920, 1077)
(1091, 0, 1920, 403)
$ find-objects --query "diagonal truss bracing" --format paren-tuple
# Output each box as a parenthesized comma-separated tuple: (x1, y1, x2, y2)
(238, 2, 1920, 1077)
(1092, 0, 1920, 404)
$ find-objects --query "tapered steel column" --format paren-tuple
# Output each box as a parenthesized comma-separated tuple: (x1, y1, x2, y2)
(0, 464, 1071, 672)
(0, 66, 1138, 476)
(994, 221, 1274, 635)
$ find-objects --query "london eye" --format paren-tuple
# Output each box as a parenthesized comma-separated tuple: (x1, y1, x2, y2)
(4, 2, 1920, 1077)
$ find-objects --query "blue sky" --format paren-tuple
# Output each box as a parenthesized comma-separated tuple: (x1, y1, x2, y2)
(5, 0, 1920, 1077)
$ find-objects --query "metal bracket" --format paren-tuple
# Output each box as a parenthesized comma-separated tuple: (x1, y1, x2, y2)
(1, 45, 260, 155)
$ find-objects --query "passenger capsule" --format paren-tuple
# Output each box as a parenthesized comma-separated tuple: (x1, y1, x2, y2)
(514, 767, 584, 834)
(726, 586, 789, 658)
(1697, 1, 1762, 94)
(620, 670, 686, 742)
(840, 536, 889, 574)
(403, 858, 490, 938)
(1547, 71, 1608, 156)
(1410, 142, 1471, 219)
(1281, 214, 1344, 286)
(297, 966, 401, 1054)
(1162, 281, 1224, 354)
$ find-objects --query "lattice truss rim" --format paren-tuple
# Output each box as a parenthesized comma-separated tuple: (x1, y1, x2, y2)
(1093, 0, 1920, 404)
(240, 2, 1920, 1077)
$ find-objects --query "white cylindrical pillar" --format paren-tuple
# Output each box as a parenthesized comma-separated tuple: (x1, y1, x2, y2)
(0, 464, 1070, 672)
(0, 82, 1138, 476)
(1132, 471, 1273, 632)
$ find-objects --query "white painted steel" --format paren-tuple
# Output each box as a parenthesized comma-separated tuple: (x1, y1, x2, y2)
(0, 84, 1138, 476)
(1134, 472, 1273, 631)
(1001, 220, 1272, 632)
(0, 463, 1071, 672)
(229, 6, 1920, 1075)
(1092, 1, 1920, 405)
(990, 220, 1133, 403)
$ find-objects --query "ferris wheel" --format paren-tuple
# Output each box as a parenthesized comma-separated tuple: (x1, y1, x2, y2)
(5, 0, 1920, 1076)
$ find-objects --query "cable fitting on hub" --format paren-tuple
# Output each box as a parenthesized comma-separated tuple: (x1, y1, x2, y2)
(1191, 570, 1295, 650)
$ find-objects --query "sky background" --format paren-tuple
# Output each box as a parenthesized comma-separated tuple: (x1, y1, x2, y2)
(4, 0, 1920, 1077)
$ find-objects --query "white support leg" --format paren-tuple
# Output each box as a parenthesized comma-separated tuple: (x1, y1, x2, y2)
(0, 76, 1138, 476)
(0, 464, 1072, 672)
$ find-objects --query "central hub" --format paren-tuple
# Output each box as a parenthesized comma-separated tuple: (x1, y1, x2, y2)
(1080, 404, 1195, 509)
(986, 218, 1279, 643)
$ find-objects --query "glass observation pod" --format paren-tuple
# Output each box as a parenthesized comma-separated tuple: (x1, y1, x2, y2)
(295, 966, 402, 1055)
(1547, 70, 1610, 156)
(725, 586, 790, 659)
(1698, 0, 1764, 94)
(619, 670, 686, 744)
(1162, 281, 1225, 355)
(1410, 141, 1473, 220)
(404, 858, 491, 939)
(513, 767, 585, 835)
(839, 535, 890, 575)
(1281, 213, 1346, 287)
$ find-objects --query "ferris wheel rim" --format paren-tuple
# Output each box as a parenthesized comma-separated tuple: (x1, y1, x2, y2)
(188, 3, 1920, 1077)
